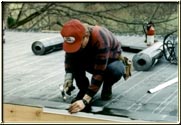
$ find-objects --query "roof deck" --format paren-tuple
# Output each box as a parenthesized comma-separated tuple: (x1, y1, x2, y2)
(2, 31, 179, 123)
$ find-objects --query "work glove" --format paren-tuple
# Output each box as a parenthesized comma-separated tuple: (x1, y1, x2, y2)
(119, 55, 132, 80)
(60, 73, 75, 101)
(63, 73, 75, 95)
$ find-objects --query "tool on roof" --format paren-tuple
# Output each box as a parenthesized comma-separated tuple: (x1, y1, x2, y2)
(59, 84, 75, 101)
(162, 30, 178, 65)
(59, 73, 75, 101)
(119, 55, 132, 80)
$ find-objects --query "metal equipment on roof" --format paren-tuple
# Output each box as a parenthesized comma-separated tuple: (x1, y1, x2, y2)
(163, 30, 178, 65)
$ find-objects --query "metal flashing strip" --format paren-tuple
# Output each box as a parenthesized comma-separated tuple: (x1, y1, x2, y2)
(148, 77, 178, 93)
(44, 105, 177, 122)
(43, 106, 134, 123)
(4, 96, 177, 122)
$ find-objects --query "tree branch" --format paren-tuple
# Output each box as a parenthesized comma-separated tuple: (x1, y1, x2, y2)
(16, 3, 25, 23)
(9, 3, 55, 28)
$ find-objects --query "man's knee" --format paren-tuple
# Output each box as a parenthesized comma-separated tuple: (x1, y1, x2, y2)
(106, 61, 125, 81)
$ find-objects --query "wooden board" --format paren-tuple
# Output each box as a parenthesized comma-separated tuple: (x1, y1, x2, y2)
(3, 104, 113, 123)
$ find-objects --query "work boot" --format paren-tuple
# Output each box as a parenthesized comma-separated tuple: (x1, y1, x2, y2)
(71, 90, 85, 104)
(101, 84, 112, 100)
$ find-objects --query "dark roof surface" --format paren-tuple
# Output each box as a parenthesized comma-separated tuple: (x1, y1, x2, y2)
(3, 31, 179, 123)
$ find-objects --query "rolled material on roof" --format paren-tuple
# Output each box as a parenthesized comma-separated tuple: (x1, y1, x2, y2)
(132, 41, 163, 71)
(32, 36, 63, 55)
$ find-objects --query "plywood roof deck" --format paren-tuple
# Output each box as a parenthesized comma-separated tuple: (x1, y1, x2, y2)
(3, 31, 179, 123)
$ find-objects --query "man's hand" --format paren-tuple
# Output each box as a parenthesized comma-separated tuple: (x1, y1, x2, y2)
(60, 73, 75, 101)
(68, 94, 92, 113)
(63, 73, 73, 94)
(68, 100, 86, 113)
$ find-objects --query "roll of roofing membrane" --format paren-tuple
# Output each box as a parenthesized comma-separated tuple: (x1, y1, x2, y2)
(32, 36, 63, 55)
(132, 41, 163, 71)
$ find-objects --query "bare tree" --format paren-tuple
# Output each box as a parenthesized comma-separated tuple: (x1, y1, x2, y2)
(2, 2, 178, 35)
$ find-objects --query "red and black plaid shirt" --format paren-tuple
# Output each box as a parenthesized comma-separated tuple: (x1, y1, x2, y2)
(65, 26, 122, 97)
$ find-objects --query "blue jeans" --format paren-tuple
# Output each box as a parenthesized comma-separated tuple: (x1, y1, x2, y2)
(104, 60, 125, 87)
(72, 60, 125, 95)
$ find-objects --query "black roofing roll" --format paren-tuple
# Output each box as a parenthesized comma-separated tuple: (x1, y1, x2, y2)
(132, 41, 163, 71)
(32, 36, 63, 55)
